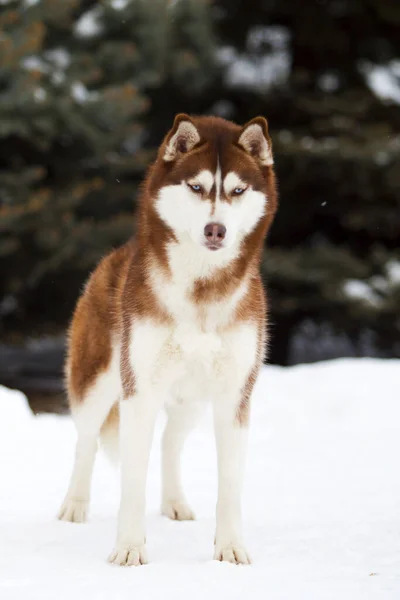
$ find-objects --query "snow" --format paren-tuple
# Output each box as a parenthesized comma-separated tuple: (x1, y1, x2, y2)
(21, 51, 70, 86)
(1, 358, 400, 599)
(386, 260, 400, 285)
(44, 48, 71, 69)
(343, 266, 400, 310)
(110, 0, 130, 9)
(71, 82, 89, 103)
(218, 26, 291, 91)
(359, 60, 400, 105)
(21, 56, 48, 73)
(71, 82, 99, 104)
(342, 279, 381, 307)
(370, 275, 389, 293)
(74, 7, 104, 38)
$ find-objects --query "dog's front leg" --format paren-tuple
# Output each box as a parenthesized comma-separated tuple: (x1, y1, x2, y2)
(108, 394, 160, 566)
(212, 395, 251, 564)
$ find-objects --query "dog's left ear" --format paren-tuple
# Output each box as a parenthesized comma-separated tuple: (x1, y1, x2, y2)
(163, 114, 200, 162)
(238, 117, 273, 166)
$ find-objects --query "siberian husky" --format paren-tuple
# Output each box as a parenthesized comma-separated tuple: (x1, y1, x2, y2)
(58, 114, 278, 565)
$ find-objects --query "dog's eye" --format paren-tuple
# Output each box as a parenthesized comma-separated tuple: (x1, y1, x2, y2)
(188, 183, 202, 193)
(233, 187, 245, 195)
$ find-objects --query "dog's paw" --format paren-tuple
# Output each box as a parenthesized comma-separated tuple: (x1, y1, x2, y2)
(108, 545, 148, 567)
(162, 499, 195, 521)
(58, 498, 88, 523)
(214, 543, 251, 565)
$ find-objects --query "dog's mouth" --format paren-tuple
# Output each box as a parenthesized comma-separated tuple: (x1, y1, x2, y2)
(205, 242, 223, 251)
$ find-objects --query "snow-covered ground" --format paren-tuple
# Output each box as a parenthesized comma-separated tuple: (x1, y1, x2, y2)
(1, 358, 399, 599)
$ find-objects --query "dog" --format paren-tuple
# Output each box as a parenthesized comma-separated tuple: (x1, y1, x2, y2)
(58, 114, 278, 566)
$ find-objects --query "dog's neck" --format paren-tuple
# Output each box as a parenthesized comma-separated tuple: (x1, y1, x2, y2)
(146, 234, 260, 316)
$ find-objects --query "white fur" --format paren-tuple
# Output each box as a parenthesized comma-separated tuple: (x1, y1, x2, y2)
(148, 238, 248, 331)
(108, 395, 160, 566)
(190, 169, 214, 193)
(59, 347, 121, 522)
(213, 398, 250, 563)
(156, 169, 266, 251)
(157, 183, 211, 247)
(215, 160, 222, 205)
(223, 172, 246, 195)
(212, 188, 266, 246)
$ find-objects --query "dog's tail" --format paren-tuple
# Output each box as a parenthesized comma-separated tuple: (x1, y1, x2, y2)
(100, 402, 119, 464)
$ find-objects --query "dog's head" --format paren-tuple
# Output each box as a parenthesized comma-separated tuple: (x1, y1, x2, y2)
(146, 114, 277, 261)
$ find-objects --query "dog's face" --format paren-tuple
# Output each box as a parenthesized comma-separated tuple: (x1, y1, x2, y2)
(151, 114, 275, 259)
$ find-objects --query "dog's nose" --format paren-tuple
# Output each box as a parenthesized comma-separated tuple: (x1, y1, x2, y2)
(204, 223, 226, 245)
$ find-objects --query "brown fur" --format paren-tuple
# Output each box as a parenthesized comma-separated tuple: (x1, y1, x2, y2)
(67, 241, 133, 403)
(235, 276, 267, 425)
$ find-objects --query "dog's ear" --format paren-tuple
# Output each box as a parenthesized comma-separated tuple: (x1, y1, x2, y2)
(163, 114, 200, 162)
(238, 117, 273, 166)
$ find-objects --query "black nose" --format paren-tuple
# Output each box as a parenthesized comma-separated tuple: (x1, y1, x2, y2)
(204, 223, 226, 245)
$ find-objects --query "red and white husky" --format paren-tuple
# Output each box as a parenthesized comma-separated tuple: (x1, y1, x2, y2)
(58, 114, 278, 566)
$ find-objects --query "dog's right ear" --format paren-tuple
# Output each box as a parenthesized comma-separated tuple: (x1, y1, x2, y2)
(238, 117, 273, 166)
(163, 114, 200, 162)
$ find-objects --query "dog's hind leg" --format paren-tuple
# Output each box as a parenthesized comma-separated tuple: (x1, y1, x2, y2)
(161, 401, 205, 521)
(58, 361, 119, 523)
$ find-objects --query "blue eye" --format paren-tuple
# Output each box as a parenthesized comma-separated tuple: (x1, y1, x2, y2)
(233, 187, 245, 195)
(189, 184, 202, 192)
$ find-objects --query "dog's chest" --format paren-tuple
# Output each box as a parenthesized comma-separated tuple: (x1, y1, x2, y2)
(130, 311, 257, 404)
(130, 248, 257, 401)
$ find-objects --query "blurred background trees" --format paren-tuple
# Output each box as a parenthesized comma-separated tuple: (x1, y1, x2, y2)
(0, 0, 399, 405)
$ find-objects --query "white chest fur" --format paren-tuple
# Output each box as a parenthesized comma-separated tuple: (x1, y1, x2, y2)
(149, 237, 244, 328)
(129, 317, 257, 405)
(128, 239, 258, 404)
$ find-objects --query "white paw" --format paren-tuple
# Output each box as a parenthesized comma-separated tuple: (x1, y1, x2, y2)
(58, 498, 88, 523)
(108, 544, 148, 567)
(214, 543, 251, 565)
(162, 499, 195, 521)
